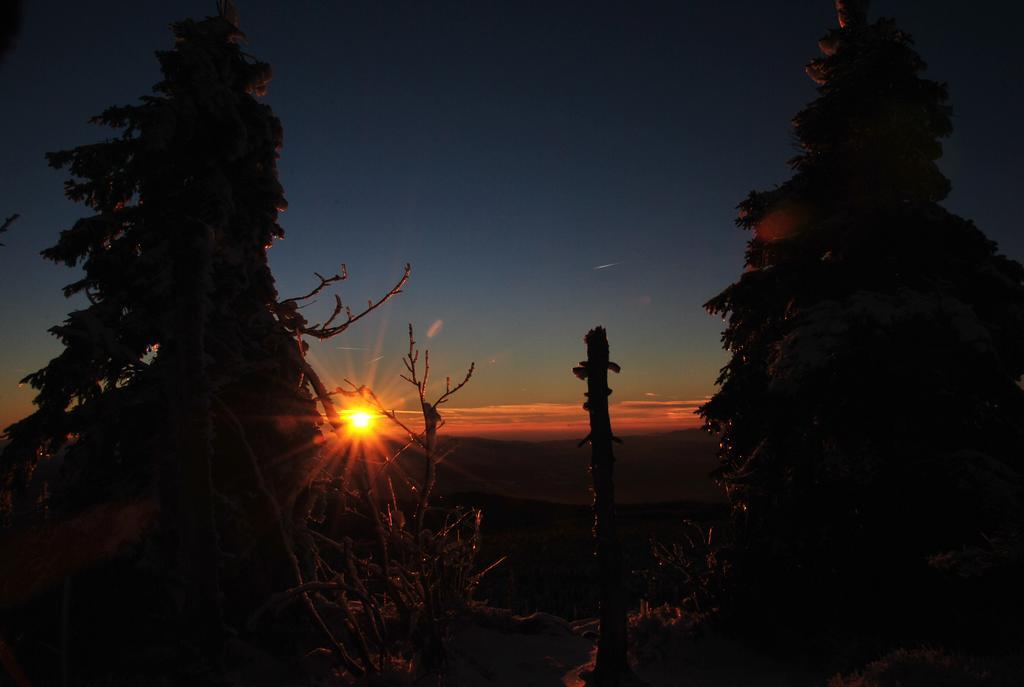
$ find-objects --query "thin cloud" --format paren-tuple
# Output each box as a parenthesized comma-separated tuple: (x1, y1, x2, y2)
(426, 319, 444, 338)
(617, 400, 702, 409)
(336, 399, 704, 440)
(593, 262, 620, 270)
(434, 399, 704, 438)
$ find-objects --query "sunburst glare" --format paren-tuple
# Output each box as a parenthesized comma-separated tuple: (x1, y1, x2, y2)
(348, 410, 373, 431)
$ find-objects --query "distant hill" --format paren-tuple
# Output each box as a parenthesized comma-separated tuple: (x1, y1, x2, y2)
(1, 429, 724, 515)
(429, 429, 723, 505)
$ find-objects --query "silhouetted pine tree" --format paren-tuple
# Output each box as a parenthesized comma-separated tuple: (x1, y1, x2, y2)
(0, 8, 338, 682)
(701, 0, 1024, 632)
(0, 0, 21, 63)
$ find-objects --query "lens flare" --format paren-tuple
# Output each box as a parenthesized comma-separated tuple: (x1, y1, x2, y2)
(349, 410, 373, 432)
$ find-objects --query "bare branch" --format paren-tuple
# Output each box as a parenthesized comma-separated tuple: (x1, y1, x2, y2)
(472, 556, 508, 583)
(302, 360, 345, 432)
(301, 264, 410, 340)
(434, 362, 475, 407)
(421, 350, 430, 401)
(282, 264, 350, 305)
(279, 265, 348, 307)
(342, 321, 474, 537)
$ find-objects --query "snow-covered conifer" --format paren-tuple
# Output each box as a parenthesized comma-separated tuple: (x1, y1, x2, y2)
(701, 1, 1024, 629)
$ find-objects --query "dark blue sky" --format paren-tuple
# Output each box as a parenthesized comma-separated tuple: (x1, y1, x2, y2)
(2, 1, 1022, 435)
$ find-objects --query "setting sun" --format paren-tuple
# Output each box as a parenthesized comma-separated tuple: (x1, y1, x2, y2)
(348, 410, 374, 431)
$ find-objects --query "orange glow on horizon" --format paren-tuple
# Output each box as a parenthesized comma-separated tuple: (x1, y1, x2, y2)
(300, 322, 705, 445)
(377, 399, 706, 440)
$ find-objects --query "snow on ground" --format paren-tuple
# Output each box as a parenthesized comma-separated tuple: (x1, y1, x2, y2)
(443, 608, 822, 687)
(445, 610, 596, 686)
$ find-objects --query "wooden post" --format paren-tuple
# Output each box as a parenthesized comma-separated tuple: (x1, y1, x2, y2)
(574, 326, 630, 686)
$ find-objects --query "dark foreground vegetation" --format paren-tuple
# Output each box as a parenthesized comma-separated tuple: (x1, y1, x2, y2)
(447, 492, 727, 620)
(1, 0, 1023, 685)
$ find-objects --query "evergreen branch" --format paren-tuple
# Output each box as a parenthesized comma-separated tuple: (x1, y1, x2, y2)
(0, 213, 18, 247)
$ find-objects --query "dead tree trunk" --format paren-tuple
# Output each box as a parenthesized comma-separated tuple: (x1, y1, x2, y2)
(574, 326, 629, 686)
(415, 402, 440, 533)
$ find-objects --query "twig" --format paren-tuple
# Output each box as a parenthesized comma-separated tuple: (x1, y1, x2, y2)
(303, 363, 342, 426)
(347, 325, 476, 531)
(279, 266, 349, 307)
(277, 264, 410, 341)
(472, 556, 508, 583)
